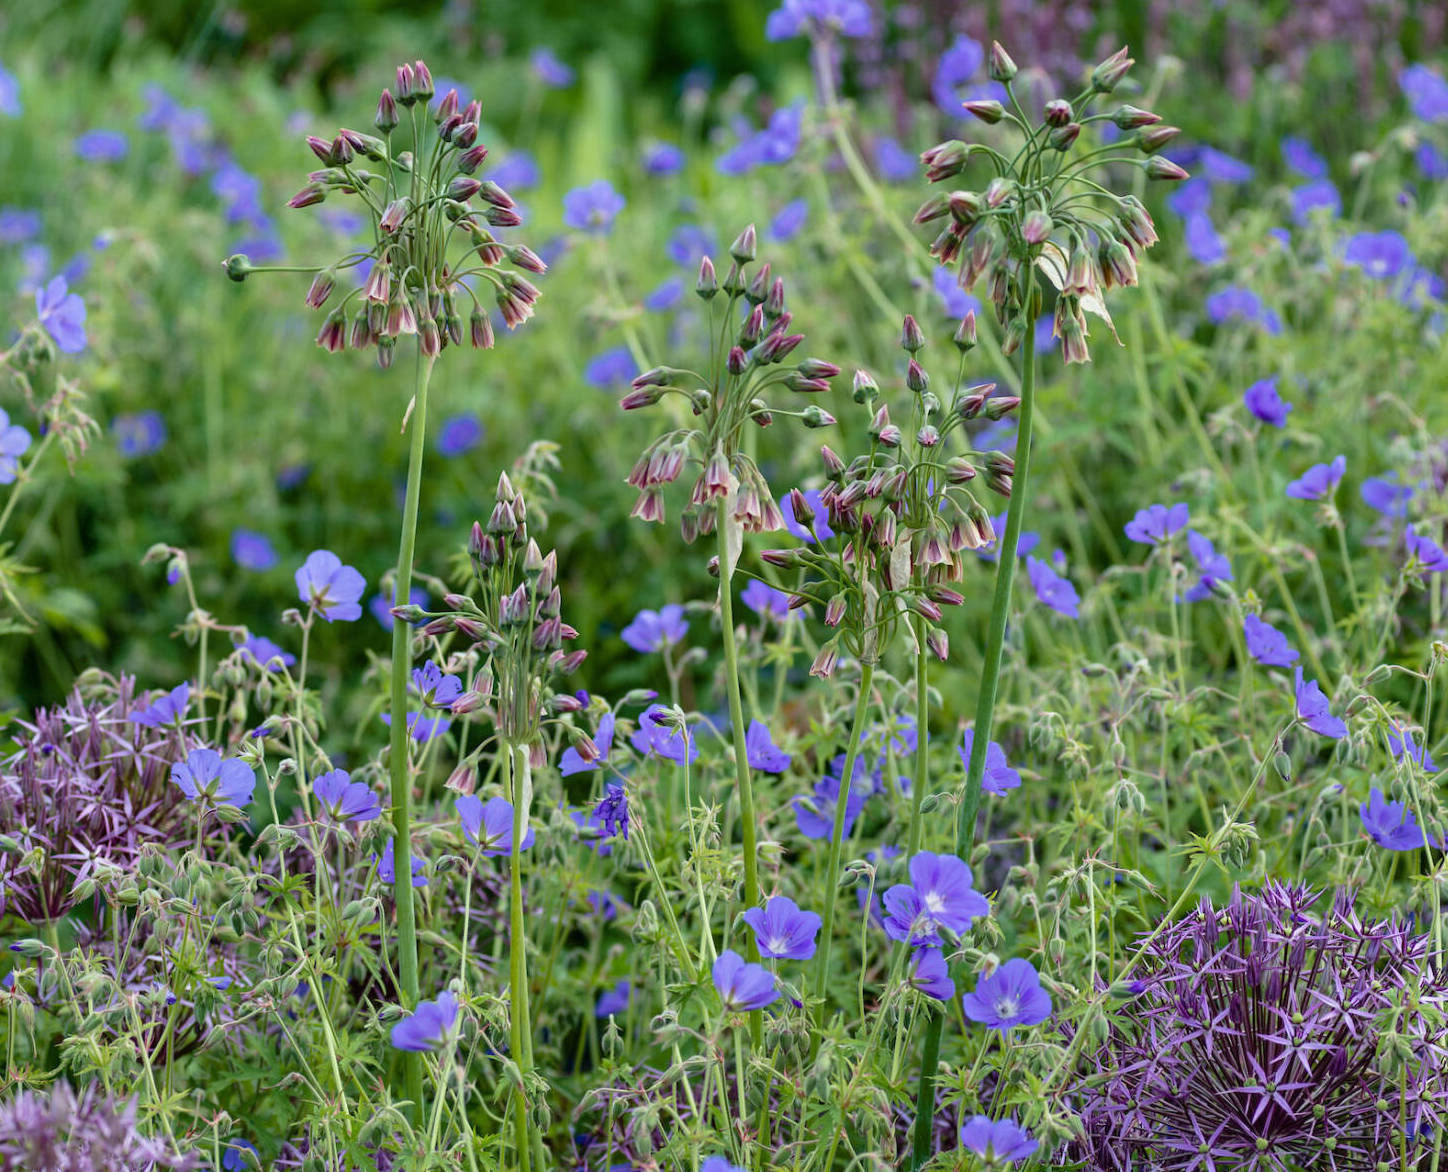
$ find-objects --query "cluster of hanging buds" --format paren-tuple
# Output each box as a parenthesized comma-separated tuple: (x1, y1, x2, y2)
(759, 315, 1013, 674)
(916, 43, 1184, 363)
(619, 224, 841, 541)
(222, 59, 544, 368)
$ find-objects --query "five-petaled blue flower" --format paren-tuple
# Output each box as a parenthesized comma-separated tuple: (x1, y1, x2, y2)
(1182, 531, 1234, 602)
(130, 681, 190, 727)
(390, 989, 459, 1051)
(1243, 378, 1292, 427)
(35, 275, 87, 353)
(172, 747, 256, 808)
(295, 550, 366, 622)
(412, 661, 463, 708)
(711, 949, 778, 1012)
(793, 760, 867, 839)
(765, 0, 873, 40)
(375, 838, 427, 887)
(621, 604, 688, 652)
(908, 948, 955, 1001)
(741, 579, 793, 619)
(1243, 614, 1298, 667)
(1286, 455, 1345, 501)
(742, 895, 821, 960)
(881, 851, 989, 946)
(959, 1116, 1038, 1163)
(961, 958, 1053, 1031)
(1388, 725, 1437, 772)
(1025, 555, 1080, 618)
(1295, 667, 1347, 739)
(457, 795, 535, 857)
(744, 720, 791, 773)
(562, 180, 625, 234)
(231, 528, 278, 571)
(596, 979, 630, 1018)
(313, 769, 382, 823)
(630, 705, 698, 764)
(1359, 787, 1436, 851)
(0, 408, 31, 484)
(1124, 502, 1189, 545)
(959, 729, 1021, 796)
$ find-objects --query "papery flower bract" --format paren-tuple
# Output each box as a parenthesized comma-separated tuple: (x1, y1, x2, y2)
(629, 704, 697, 763)
(711, 949, 778, 1011)
(375, 838, 427, 887)
(171, 747, 256, 807)
(294, 549, 365, 622)
(236, 634, 295, 670)
(1124, 502, 1189, 545)
(595, 979, 630, 1017)
(741, 895, 821, 960)
(389, 990, 459, 1052)
(961, 958, 1053, 1030)
(561, 712, 615, 776)
(959, 729, 1020, 796)
(908, 947, 955, 1001)
(1388, 724, 1437, 772)
(1025, 554, 1080, 617)
(620, 604, 688, 652)
(128, 682, 189, 727)
(231, 528, 278, 571)
(1294, 667, 1346, 739)
(563, 180, 625, 234)
(313, 769, 382, 823)
(744, 720, 791, 773)
(959, 1116, 1039, 1163)
(1359, 787, 1435, 850)
(1243, 613, 1298, 667)
(456, 795, 535, 857)
(1242, 377, 1291, 427)
(1286, 455, 1345, 500)
(35, 275, 87, 353)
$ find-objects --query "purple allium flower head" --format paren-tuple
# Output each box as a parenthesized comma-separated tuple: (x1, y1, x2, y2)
(35, 275, 87, 353)
(560, 711, 615, 776)
(644, 276, 683, 312)
(1243, 613, 1298, 667)
(563, 180, 625, 234)
(1243, 377, 1291, 427)
(1294, 667, 1346, 739)
(171, 747, 256, 807)
(231, 528, 278, 571)
(0, 411, 31, 486)
(1182, 213, 1224, 266)
(741, 578, 792, 618)
(456, 795, 535, 857)
(742, 895, 821, 960)
(711, 949, 778, 1011)
(1360, 787, 1436, 850)
(1401, 63, 1448, 121)
(313, 769, 382, 823)
(961, 958, 1052, 1030)
(769, 198, 809, 242)
(113, 410, 167, 457)
(1181, 531, 1234, 602)
(0, 206, 40, 244)
(237, 634, 295, 670)
(0, 1082, 196, 1170)
(1124, 502, 1189, 545)
(0, 65, 19, 117)
(370, 587, 427, 631)
(73, 129, 128, 162)
(1067, 883, 1448, 1168)
(390, 989, 459, 1051)
(782, 487, 834, 541)
(1025, 554, 1080, 617)
(375, 837, 426, 887)
(959, 1116, 1038, 1163)
(1281, 135, 1328, 179)
(1361, 473, 1413, 518)
(630, 705, 698, 764)
(1206, 285, 1282, 334)
(908, 947, 955, 1001)
(380, 711, 451, 741)
(596, 979, 630, 1018)
(642, 140, 684, 175)
(1291, 179, 1341, 223)
(793, 762, 867, 839)
(1404, 528, 1448, 574)
(1344, 230, 1413, 280)
(744, 720, 791, 773)
(437, 413, 483, 456)
(958, 729, 1020, 796)
(1388, 724, 1436, 772)
(585, 346, 639, 388)
(294, 549, 365, 622)
(530, 47, 574, 87)
(765, 0, 873, 40)
(591, 780, 629, 841)
(881, 851, 989, 945)
(129, 682, 190, 727)
(621, 604, 688, 652)
(1285, 454, 1346, 501)
(412, 661, 463, 708)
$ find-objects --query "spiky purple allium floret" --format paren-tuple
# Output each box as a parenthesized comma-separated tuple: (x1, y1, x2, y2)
(1067, 882, 1448, 1170)
(0, 1082, 197, 1170)
(0, 674, 199, 921)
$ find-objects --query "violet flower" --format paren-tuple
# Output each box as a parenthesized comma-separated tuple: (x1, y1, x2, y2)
(456, 795, 535, 857)
(129, 682, 190, 727)
(961, 958, 1053, 1030)
(1285, 455, 1345, 500)
(294, 549, 366, 622)
(1243, 613, 1298, 667)
(389, 990, 459, 1051)
(958, 729, 1021, 796)
(711, 949, 778, 1011)
(313, 769, 382, 823)
(744, 720, 791, 773)
(171, 747, 256, 808)
(1124, 502, 1189, 545)
(741, 895, 821, 960)
(1359, 787, 1436, 851)
(1242, 377, 1291, 427)
(1294, 667, 1347, 739)
(620, 604, 688, 652)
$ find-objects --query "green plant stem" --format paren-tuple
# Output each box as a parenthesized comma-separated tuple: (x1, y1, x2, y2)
(905, 616, 930, 858)
(715, 496, 764, 1048)
(505, 741, 534, 1172)
(812, 660, 877, 1028)
(388, 346, 434, 1122)
(911, 294, 1039, 1168)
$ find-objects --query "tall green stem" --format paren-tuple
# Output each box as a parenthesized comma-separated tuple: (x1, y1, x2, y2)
(388, 347, 434, 1120)
(911, 293, 1038, 1167)
(715, 497, 764, 1048)
(505, 741, 534, 1172)
(905, 615, 931, 859)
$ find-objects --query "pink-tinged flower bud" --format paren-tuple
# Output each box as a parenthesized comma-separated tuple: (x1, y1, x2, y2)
(765, 276, 786, 319)
(797, 357, 840, 380)
(387, 296, 417, 337)
(746, 261, 772, 304)
(1049, 122, 1081, 151)
(463, 308, 490, 350)
(509, 243, 547, 275)
(477, 180, 515, 209)
(1146, 156, 1189, 182)
(702, 449, 731, 499)
(823, 592, 847, 627)
(557, 649, 587, 673)
(926, 628, 949, 661)
(434, 88, 459, 124)
(740, 304, 765, 347)
(789, 487, 816, 526)
(906, 358, 929, 393)
(785, 373, 830, 394)
(809, 640, 840, 678)
(484, 206, 522, 228)
(1090, 46, 1133, 93)
(759, 331, 804, 364)
(984, 395, 1021, 420)
(726, 345, 748, 376)
(1112, 104, 1160, 129)
(288, 184, 325, 209)
(911, 595, 943, 622)
(988, 41, 1017, 82)
(749, 402, 773, 428)
(878, 424, 902, 447)
(376, 337, 396, 369)
(917, 424, 941, 447)
(948, 190, 983, 225)
(306, 135, 333, 164)
(412, 60, 434, 101)
(1100, 239, 1138, 289)
(305, 269, 335, 309)
(964, 99, 1004, 124)
(900, 314, 925, 354)
(458, 144, 489, 173)
(380, 198, 409, 233)
(330, 134, 354, 165)
(473, 231, 505, 266)
(820, 444, 846, 480)
(1135, 124, 1181, 155)
(420, 318, 442, 357)
(1022, 210, 1053, 245)
(914, 194, 951, 224)
(846, 369, 876, 404)
(946, 456, 977, 483)
(350, 311, 372, 350)
(729, 224, 757, 263)
(395, 62, 417, 104)
(1117, 196, 1158, 250)
(461, 99, 481, 124)
(315, 309, 347, 352)
(620, 387, 665, 414)
(1058, 308, 1090, 364)
(1044, 99, 1072, 127)
(987, 470, 1013, 497)
(722, 261, 745, 296)
(454, 121, 478, 149)
(697, 255, 718, 299)
(921, 138, 971, 182)
(376, 88, 399, 132)
(449, 176, 482, 201)
(953, 310, 978, 353)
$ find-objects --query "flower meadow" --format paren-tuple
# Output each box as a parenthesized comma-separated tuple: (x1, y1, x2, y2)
(3, 4, 1448, 1169)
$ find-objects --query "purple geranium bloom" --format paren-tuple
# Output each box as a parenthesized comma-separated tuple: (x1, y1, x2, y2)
(295, 550, 365, 622)
(237, 634, 295, 670)
(584, 346, 638, 388)
(621, 604, 688, 652)
(1183, 213, 1224, 265)
(412, 661, 463, 708)
(1197, 146, 1253, 184)
(1281, 136, 1328, 179)
(313, 769, 382, 823)
(1243, 613, 1298, 667)
(1285, 455, 1345, 501)
(380, 712, 451, 742)
(171, 747, 256, 807)
(1360, 787, 1434, 851)
(742, 895, 821, 960)
(491, 151, 540, 190)
(561, 712, 615, 776)
(1243, 378, 1292, 427)
(596, 979, 630, 1018)
(782, 487, 834, 541)
(1165, 176, 1212, 218)
(643, 276, 683, 312)
(959, 729, 1021, 796)
(591, 780, 629, 841)
(1405, 529, 1448, 574)
(130, 682, 190, 727)
(770, 198, 808, 242)
(979, 512, 1038, 562)
(793, 762, 867, 839)
(1418, 140, 1448, 180)
(0, 65, 19, 116)
(642, 140, 684, 175)
(1124, 502, 1189, 545)
(881, 851, 989, 944)
(1388, 725, 1437, 772)
(456, 795, 535, 857)
(909, 947, 955, 1001)
(1206, 285, 1282, 334)
(0, 207, 40, 244)
(563, 180, 625, 234)
(370, 586, 427, 631)
(717, 105, 803, 173)
(375, 838, 427, 887)
(74, 129, 128, 162)
(530, 47, 574, 87)
(231, 529, 277, 571)
(1182, 531, 1234, 602)
(711, 949, 778, 1011)
(931, 35, 1005, 117)
(1025, 555, 1080, 618)
(765, 0, 873, 40)
(437, 414, 482, 456)
(1401, 63, 1448, 122)
(35, 275, 87, 353)
(741, 579, 792, 618)
(220, 1139, 258, 1171)
(1344, 230, 1412, 280)
(961, 958, 1053, 1030)
(959, 1116, 1038, 1162)
(1294, 667, 1346, 739)
(0, 409, 31, 484)
(745, 720, 791, 773)
(113, 411, 166, 457)
(1291, 179, 1340, 223)
(667, 224, 714, 267)
(630, 704, 698, 764)
(874, 135, 915, 183)
(933, 263, 981, 320)
(1361, 473, 1413, 518)
(700, 1159, 745, 1172)
(390, 990, 459, 1052)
